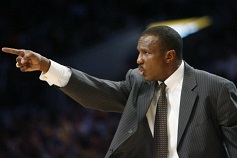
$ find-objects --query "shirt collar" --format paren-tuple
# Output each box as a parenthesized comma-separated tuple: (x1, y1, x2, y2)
(158, 60, 184, 91)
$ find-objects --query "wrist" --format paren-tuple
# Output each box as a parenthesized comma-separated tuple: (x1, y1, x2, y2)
(40, 56, 51, 73)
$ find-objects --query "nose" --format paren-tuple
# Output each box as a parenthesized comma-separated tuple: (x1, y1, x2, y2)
(137, 53, 143, 65)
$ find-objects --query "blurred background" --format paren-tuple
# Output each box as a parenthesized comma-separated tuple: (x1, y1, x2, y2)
(0, 0, 237, 157)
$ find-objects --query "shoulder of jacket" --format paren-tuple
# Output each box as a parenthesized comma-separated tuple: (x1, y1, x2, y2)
(128, 68, 146, 83)
(184, 61, 231, 85)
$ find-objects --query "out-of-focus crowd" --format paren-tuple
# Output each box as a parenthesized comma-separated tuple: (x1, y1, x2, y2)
(0, 0, 237, 157)
(0, 101, 121, 158)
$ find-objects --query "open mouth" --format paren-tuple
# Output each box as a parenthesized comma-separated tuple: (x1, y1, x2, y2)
(138, 66, 145, 76)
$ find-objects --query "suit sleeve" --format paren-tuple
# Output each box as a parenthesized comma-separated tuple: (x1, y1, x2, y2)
(59, 68, 134, 113)
(217, 81, 237, 157)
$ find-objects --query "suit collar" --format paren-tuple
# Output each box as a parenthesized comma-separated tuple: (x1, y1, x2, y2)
(177, 62, 198, 146)
(136, 81, 157, 122)
(135, 62, 198, 146)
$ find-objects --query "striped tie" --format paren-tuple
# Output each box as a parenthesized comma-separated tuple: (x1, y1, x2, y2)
(153, 83, 168, 158)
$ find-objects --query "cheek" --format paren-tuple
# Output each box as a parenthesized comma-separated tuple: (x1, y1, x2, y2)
(148, 60, 162, 76)
(148, 60, 159, 70)
(147, 62, 159, 75)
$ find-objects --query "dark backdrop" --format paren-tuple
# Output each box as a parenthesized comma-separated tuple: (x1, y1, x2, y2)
(0, 0, 237, 157)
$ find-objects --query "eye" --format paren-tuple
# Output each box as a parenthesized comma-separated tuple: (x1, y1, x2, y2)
(145, 51, 150, 55)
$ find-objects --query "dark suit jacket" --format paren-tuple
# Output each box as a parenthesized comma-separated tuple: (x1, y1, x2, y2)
(60, 62, 237, 158)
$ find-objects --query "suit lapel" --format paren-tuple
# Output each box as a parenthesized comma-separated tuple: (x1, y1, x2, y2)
(137, 81, 157, 122)
(177, 63, 198, 146)
(106, 80, 156, 157)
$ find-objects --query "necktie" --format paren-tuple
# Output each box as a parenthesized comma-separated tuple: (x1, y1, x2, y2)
(153, 83, 168, 158)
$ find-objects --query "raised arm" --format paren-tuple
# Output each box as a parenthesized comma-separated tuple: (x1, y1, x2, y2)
(2, 47, 50, 73)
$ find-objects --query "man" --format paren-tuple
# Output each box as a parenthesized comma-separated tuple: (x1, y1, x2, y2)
(2, 26, 237, 158)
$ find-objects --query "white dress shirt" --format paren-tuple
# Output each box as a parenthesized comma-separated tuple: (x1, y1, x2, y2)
(39, 60, 72, 87)
(40, 60, 184, 158)
(146, 61, 184, 158)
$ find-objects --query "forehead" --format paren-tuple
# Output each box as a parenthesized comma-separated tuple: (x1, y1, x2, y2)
(137, 35, 159, 49)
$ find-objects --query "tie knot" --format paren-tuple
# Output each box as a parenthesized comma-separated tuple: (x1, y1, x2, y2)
(159, 82, 166, 91)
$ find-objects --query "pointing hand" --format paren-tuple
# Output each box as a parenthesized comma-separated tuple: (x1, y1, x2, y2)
(2, 47, 50, 73)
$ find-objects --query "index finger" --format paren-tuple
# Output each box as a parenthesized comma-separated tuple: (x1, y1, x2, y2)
(2, 47, 24, 56)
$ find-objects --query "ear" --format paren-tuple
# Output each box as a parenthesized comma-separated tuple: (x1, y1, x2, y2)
(165, 50, 176, 63)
